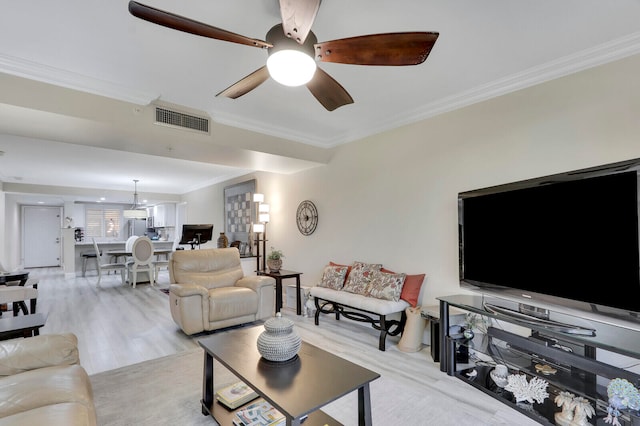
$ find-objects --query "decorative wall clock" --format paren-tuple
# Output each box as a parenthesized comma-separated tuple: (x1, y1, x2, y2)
(296, 200, 318, 236)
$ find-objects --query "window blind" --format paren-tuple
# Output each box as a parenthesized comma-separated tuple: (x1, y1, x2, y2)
(86, 208, 122, 238)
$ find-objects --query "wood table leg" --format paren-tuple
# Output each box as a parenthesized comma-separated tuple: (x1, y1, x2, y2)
(275, 278, 283, 313)
(358, 383, 373, 426)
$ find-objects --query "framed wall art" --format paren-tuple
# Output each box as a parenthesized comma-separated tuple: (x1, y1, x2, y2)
(224, 179, 257, 241)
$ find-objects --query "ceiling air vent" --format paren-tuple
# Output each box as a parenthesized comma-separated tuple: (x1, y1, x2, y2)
(155, 106, 210, 134)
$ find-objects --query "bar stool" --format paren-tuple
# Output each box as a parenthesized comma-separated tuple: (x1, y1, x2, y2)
(81, 250, 100, 277)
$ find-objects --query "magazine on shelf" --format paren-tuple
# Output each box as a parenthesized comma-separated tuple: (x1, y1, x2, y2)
(232, 398, 285, 426)
(215, 381, 259, 410)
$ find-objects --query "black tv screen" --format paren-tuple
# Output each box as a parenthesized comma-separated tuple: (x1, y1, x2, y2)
(459, 165, 640, 315)
(179, 224, 213, 245)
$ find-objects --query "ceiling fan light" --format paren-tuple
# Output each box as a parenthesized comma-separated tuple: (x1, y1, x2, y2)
(267, 50, 317, 87)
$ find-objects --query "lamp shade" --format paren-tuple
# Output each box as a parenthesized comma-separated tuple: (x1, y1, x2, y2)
(253, 193, 264, 203)
(258, 203, 270, 213)
(259, 213, 270, 223)
(253, 223, 265, 233)
(124, 179, 147, 219)
(123, 209, 147, 219)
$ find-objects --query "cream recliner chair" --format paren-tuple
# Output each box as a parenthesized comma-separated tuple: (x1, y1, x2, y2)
(168, 248, 275, 335)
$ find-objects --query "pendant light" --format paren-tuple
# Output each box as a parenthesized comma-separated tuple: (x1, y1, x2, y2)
(123, 179, 147, 219)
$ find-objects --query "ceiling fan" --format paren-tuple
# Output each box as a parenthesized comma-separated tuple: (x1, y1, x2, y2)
(128, 1, 439, 111)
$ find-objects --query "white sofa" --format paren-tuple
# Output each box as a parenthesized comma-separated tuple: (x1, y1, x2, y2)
(309, 261, 425, 351)
(310, 286, 409, 351)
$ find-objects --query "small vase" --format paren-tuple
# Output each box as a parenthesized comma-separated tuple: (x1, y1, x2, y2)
(463, 328, 474, 339)
(257, 312, 301, 362)
(267, 258, 282, 273)
(217, 232, 228, 248)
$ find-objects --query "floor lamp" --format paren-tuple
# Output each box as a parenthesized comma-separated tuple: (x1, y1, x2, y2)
(253, 223, 264, 273)
(259, 205, 270, 272)
(253, 193, 271, 273)
(253, 193, 265, 273)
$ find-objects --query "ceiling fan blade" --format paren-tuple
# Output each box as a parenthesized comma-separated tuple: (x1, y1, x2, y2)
(279, 0, 321, 44)
(306, 68, 354, 111)
(128, 1, 272, 49)
(216, 66, 270, 99)
(315, 32, 439, 66)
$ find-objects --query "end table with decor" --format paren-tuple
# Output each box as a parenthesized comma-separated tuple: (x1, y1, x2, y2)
(257, 270, 303, 315)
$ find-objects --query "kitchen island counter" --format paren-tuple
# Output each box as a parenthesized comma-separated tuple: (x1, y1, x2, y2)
(73, 240, 174, 277)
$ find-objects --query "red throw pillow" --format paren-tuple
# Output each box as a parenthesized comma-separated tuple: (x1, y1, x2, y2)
(400, 274, 425, 307)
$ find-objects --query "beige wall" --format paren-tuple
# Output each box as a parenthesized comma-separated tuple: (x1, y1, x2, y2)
(183, 53, 640, 308)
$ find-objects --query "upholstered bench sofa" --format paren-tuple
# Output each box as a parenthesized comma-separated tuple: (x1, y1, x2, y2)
(169, 248, 276, 335)
(310, 261, 425, 351)
(0, 333, 96, 426)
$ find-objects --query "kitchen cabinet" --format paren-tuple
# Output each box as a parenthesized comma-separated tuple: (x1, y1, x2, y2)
(152, 204, 175, 228)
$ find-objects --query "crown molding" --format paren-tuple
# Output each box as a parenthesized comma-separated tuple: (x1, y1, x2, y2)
(327, 31, 640, 147)
(0, 53, 158, 105)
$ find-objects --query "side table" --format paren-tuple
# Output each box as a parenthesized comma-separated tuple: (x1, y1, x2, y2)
(0, 271, 30, 286)
(0, 271, 33, 316)
(0, 312, 47, 340)
(257, 270, 303, 314)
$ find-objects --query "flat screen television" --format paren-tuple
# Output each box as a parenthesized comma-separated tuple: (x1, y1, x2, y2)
(459, 158, 640, 325)
(179, 224, 213, 248)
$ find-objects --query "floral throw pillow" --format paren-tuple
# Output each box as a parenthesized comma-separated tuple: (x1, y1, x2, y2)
(381, 268, 426, 307)
(342, 261, 382, 295)
(366, 270, 407, 302)
(329, 261, 353, 281)
(317, 265, 348, 290)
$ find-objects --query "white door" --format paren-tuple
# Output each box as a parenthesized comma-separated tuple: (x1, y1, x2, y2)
(23, 206, 62, 268)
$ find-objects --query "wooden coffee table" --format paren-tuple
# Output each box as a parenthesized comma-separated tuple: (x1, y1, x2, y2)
(199, 325, 380, 426)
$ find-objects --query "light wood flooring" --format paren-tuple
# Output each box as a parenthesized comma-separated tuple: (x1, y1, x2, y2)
(25, 266, 536, 425)
(29, 266, 198, 375)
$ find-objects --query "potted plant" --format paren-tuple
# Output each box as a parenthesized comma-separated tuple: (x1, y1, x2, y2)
(267, 247, 284, 272)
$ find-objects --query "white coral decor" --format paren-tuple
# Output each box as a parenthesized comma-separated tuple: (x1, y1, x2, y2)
(505, 374, 550, 404)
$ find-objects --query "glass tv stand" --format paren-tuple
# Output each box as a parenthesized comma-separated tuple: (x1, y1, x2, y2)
(438, 294, 640, 425)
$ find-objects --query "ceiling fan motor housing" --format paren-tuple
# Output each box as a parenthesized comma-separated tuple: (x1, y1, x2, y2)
(266, 24, 317, 59)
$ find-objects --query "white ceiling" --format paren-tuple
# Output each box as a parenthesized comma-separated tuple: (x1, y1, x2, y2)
(1, 0, 640, 203)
